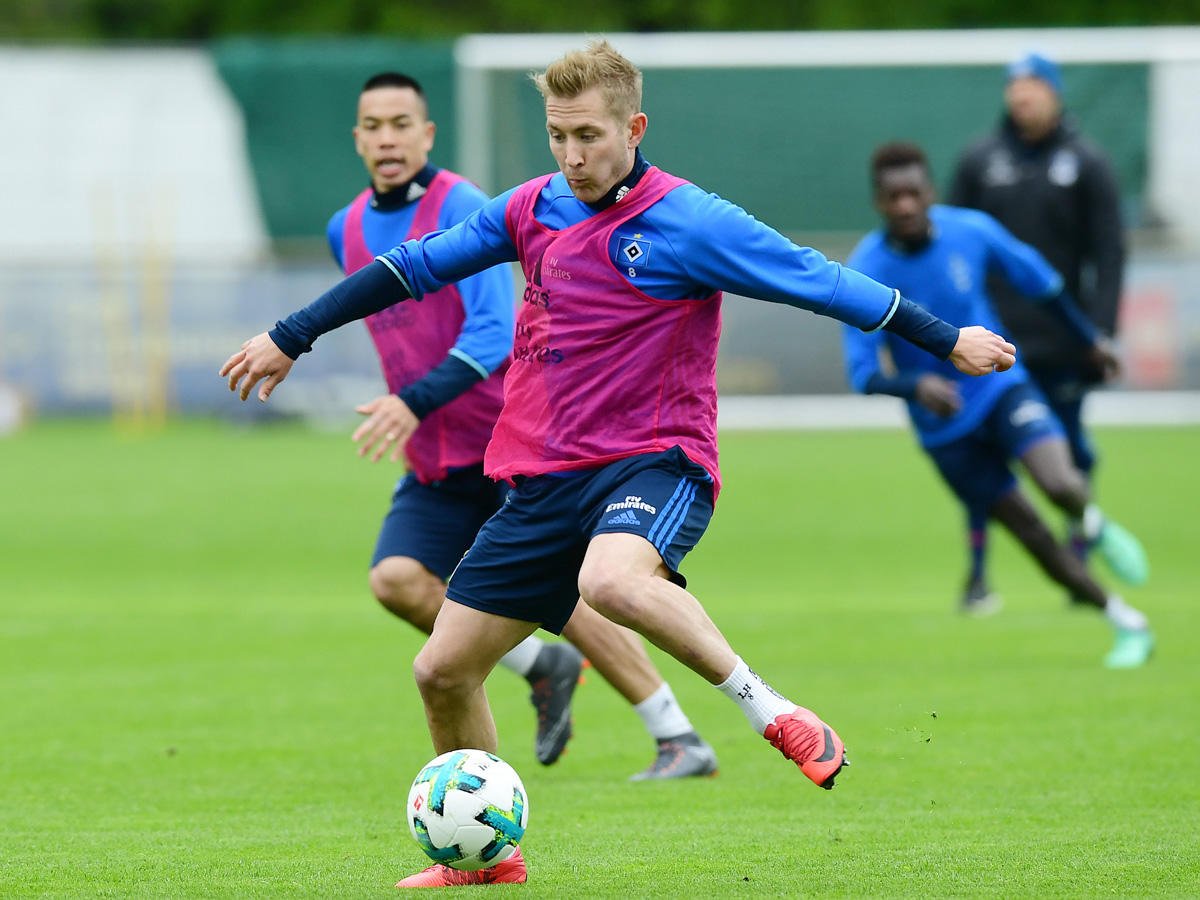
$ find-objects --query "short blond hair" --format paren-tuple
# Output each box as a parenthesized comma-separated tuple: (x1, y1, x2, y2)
(532, 39, 643, 121)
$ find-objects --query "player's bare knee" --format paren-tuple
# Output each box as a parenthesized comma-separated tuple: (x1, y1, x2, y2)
(370, 556, 433, 616)
(578, 566, 642, 626)
(412, 644, 476, 699)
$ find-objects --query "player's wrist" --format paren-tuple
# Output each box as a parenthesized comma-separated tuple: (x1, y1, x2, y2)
(882, 295, 959, 360)
(267, 323, 307, 360)
(399, 354, 483, 419)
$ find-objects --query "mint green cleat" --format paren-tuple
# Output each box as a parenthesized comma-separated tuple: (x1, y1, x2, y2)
(1104, 627, 1155, 669)
(1097, 520, 1149, 586)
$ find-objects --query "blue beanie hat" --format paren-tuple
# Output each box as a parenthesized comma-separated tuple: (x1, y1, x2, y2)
(1006, 52, 1063, 95)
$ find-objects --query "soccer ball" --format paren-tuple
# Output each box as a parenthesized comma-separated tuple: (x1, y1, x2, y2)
(406, 748, 529, 871)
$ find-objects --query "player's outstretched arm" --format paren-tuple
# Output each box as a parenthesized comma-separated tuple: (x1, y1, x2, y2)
(218, 261, 415, 403)
(219, 332, 295, 402)
(876, 294, 1015, 377)
(948, 326, 1017, 376)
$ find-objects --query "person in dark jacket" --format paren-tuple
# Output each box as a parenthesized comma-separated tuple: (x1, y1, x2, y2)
(948, 51, 1139, 608)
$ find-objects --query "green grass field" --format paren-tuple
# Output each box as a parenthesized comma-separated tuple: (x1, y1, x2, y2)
(2, 419, 1197, 897)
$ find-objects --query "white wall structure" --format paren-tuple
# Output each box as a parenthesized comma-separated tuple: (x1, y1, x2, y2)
(0, 47, 269, 263)
(717, 391, 1200, 430)
(1149, 59, 1200, 246)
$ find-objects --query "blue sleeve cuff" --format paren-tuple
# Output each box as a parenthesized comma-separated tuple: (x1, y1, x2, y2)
(398, 353, 486, 420)
(269, 261, 411, 359)
(864, 371, 921, 400)
(880, 295, 959, 360)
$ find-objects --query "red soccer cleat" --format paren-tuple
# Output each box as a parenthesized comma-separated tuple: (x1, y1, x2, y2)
(763, 707, 848, 789)
(395, 848, 528, 889)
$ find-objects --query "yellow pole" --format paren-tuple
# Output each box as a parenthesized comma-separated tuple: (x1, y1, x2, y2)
(140, 183, 174, 430)
(93, 183, 142, 430)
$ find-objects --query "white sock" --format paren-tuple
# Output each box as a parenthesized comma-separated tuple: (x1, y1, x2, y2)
(633, 682, 694, 741)
(498, 635, 546, 677)
(1077, 503, 1105, 542)
(715, 657, 794, 734)
(1104, 595, 1148, 631)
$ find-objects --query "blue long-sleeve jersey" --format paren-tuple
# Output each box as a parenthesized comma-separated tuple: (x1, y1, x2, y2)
(842, 204, 1062, 447)
(376, 170, 897, 329)
(272, 163, 966, 369)
(327, 169, 515, 376)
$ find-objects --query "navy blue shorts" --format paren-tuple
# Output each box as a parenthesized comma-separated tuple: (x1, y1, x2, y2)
(926, 381, 1065, 518)
(371, 465, 508, 580)
(445, 447, 715, 634)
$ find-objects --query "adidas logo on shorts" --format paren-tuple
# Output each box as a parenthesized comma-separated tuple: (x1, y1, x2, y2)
(607, 510, 642, 527)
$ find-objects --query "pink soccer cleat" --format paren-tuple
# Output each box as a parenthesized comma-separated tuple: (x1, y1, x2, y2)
(395, 848, 528, 888)
(763, 706, 848, 789)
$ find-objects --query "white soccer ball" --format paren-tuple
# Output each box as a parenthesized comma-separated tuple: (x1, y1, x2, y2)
(406, 748, 529, 871)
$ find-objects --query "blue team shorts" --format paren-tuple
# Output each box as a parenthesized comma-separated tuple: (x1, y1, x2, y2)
(370, 465, 509, 579)
(445, 446, 715, 634)
(926, 381, 1065, 518)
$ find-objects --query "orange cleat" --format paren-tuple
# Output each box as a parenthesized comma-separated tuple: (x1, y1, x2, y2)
(763, 707, 848, 789)
(395, 848, 528, 888)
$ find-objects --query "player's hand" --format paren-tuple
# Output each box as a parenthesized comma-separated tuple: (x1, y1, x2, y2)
(353, 394, 419, 463)
(915, 374, 961, 417)
(1089, 335, 1121, 382)
(219, 332, 295, 402)
(949, 326, 1017, 376)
